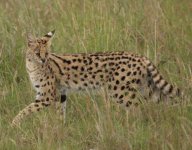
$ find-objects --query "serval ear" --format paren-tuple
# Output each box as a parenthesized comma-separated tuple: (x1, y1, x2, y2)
(43, 30, 55, 47)
(27, 33, 35, 47)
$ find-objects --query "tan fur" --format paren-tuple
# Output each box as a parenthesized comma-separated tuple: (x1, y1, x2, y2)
(11, 31, 180, 126)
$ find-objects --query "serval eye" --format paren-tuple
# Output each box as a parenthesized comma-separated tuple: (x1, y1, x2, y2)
(45, 52, 48, 56)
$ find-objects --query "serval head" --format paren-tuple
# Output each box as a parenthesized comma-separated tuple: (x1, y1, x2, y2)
(26, 30, 55, 64)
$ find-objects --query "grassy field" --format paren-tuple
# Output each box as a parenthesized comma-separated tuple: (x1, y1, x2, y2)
(0, 0, 192, 149)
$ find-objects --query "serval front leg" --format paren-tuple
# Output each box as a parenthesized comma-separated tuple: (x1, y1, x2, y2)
(12, 92, 56, 127)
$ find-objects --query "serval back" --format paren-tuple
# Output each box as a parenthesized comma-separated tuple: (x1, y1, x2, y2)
(12, 31, 180, 126)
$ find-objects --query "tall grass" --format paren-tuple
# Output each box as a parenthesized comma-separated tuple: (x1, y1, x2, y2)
(0, 0, 192, 149)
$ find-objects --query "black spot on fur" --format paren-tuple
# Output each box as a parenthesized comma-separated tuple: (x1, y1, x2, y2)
(34, 104, 39, 107)
(73, 80, 78, 84)
(72, 66, 78, 70)
(121, 86, 125, 90)
(133, 71, 137, 75)
(137, 67, 140, 70)
(116, 80, 120, 84)
(81, 67, 85, 71)
(127, 72, 131, 76)
(121, 68, 125, 72)
(114, 86, 117, 90)
(72, 59, 77, 62)
(114, 94, 118, 98)
(131, 94, 136, 99)
(35, 99, 40, 103)
(126, 101, 132, 107)
(168, 85, 173, 94)
(61, 95, 66, 103)
(121, 76, 125, 81)
(131, 79, 136, 83)
(136, 79, 141, 84)
(119, 95, 124, 99)
(78, 59, 82, 63)
(35, 85, 40, 88)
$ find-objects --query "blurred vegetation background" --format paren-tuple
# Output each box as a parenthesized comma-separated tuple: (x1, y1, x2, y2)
(0, 0, 192, 149)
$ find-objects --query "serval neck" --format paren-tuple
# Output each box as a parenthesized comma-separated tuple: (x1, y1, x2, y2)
(26, 56, 48, 73)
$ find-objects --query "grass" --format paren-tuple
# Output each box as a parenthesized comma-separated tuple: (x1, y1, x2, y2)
(0, 0, 192, 149)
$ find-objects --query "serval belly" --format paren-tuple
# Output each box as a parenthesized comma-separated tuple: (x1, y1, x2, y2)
(11, 30, 180, 126)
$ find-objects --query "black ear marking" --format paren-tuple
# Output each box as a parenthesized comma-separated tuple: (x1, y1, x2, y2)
(44, 30, 55, 38)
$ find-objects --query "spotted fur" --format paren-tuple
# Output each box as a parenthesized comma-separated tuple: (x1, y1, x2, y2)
(12, 31, 180, 126)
